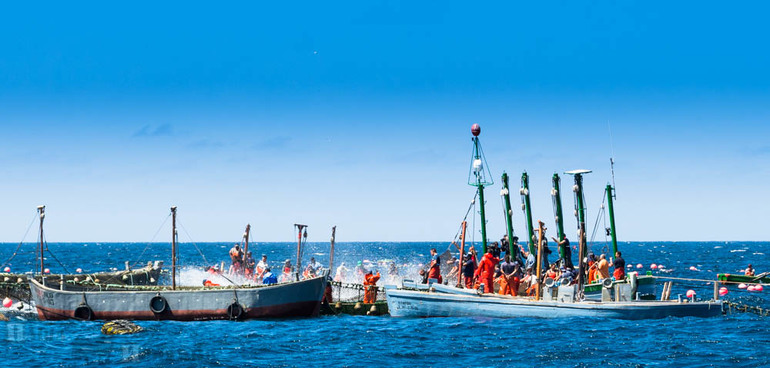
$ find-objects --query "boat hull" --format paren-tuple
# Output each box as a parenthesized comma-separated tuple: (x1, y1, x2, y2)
(29, 276, 326, 321)
(385, 288, 723, 320)
(717, 273, 770, 284)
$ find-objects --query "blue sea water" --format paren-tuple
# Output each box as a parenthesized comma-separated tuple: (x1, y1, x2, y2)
(2, 241, 769, 367)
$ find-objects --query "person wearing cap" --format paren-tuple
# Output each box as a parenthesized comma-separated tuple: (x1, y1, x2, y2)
(363, 270, 381, 303)
(256, 255, 269, 279)
(745, 264, 755, 276)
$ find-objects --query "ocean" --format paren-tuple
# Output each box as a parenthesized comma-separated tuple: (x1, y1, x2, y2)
(1, 241, 768, 367)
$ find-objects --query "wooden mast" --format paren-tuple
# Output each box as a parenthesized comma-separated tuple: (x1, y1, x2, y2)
(294, 224, 307, 280)
(37, 205, 45, 276)
(243, 224, 251, 263)
(329, 226, 336, 272)
(458, 221, 467, 288)
(171, 206, 177, 290)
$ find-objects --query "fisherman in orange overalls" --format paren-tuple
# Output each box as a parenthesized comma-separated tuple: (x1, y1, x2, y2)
(428, 248, 442, 283)
(474, 249, 500, 293)
(363, 270, 381, 304)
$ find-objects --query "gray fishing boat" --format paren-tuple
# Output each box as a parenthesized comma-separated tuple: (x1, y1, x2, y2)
(385, 282, 723, 319)
(28, 206, 327, 321)
(386, 125, 723, 320)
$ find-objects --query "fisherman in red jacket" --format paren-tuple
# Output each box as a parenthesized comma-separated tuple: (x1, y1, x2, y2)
(474, 249, 500, 293)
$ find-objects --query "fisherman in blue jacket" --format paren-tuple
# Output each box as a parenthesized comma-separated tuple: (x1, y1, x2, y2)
(262, 268, 278, 285)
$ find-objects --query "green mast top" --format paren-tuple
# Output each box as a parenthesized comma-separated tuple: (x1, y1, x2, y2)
(468, 124, 493, 254)
(520, 172, 536, 255)
(500, 172, 517, 260)
(566, 169, 591, 259)
(551, 173, 566, 258)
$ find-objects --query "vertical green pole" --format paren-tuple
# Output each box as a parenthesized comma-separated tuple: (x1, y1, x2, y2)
(521, 172, 536, 255)
(473, 137, 488, 254)
(552, 174, 566, 258)
(478, 184, 488, 254)
(501, 172, 516, 256)
(574, 174, 587, 260)
(606, 184, 618, 255)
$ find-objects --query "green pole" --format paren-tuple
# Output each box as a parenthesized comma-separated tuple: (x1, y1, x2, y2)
(473, 137, 488, 254)
(521, 172, 536, 255)
(606, 184, 618, 255)
(574, 173, 588, 260)
(501, 172, 516, 257)
(552, 174, 566, 258)
(478, 184, 488, 254)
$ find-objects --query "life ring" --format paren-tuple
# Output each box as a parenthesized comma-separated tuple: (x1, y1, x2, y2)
(74, 304, 94, 321)
(149, 295, 168, 314)
(227, 302, 243, 320)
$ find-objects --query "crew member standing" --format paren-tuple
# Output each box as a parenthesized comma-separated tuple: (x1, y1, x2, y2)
(462, 252, 476, 289)
(474, 249, 500, 293)
(428, 248, 442, 283)
(229, 244, 244, 274)
(612, 251, 626, 280)
(363, 270, 381, 304)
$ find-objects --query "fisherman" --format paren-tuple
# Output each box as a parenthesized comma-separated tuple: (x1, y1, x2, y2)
(474, 249, 500, 293)
(428, 248, 442, 283)
(745, 264, 755, 276)
(256, 255, 269, 279)
(612, 251, 626, 280)
(262, 268, 278, 285)
(303, 263, 317, 279)
(523, 268, 538, 296)
(462, 252, 476, 289)
(308, 257, 323, 275)
(363, 270, 381, 304)
(419, 269, 429, 284)
(445, 257, 459, 283)
(497, 254, 517, 296)
(244, 251, 256, 278)
(280, 259, 293, 282)
(490, 241, 502, 259)
(202, 279, 220, 287)
(388, 262, 398, 276)
(520, 244, 536, 272)
(540, 238, 551, 271)
(229, 244, 244, 274)
(334, 262, 348, 282)
(500, 235, 510, 257)
(510, 262, 523, 296)
(355, 261, 366, 282)
(586, 253, 598, 283)
(551, 236, 573, 269)
(322, 279, 334, 304)
(545, 263, 560, 281)
(596, 254, 610, 280)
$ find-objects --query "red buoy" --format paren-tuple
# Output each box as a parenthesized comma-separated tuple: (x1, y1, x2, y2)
(471, 124, 481, 136)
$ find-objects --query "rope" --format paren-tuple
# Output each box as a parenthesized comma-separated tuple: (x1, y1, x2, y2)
(177, 221, 212, 266)
(131, 213, 171, 269)
(726, 301, 769, 317)
(43, 237, 72, 275)
(0, 212, 38, 269)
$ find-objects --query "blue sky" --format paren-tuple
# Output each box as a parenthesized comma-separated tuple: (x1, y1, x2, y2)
(0, 1, 768, 242)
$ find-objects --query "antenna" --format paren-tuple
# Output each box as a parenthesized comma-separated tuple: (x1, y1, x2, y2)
(608, 120, 617, 199)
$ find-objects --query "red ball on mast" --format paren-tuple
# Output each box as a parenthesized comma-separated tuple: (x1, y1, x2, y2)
(471, 124, 481, 136)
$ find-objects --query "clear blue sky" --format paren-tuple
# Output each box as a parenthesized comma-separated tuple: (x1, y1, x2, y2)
(0, 1, 768, 242)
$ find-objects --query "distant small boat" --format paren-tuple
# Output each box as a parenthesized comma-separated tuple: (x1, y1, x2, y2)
(717, 272, 770, 285)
